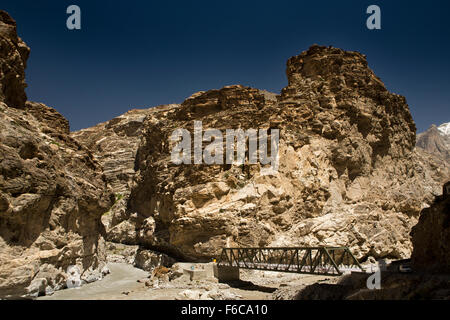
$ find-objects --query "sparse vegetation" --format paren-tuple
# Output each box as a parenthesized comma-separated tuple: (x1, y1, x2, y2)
(116, 193, 123, 201)
(50, 140, 61, 147)
(114, 193, 124, 204)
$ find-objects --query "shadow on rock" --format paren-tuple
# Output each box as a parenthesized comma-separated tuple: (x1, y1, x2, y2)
(223, 280, 277, 293)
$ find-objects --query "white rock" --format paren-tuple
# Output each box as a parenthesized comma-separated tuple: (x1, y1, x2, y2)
(66, 265, 82, 289)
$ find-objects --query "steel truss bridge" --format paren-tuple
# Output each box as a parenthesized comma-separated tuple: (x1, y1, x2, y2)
(218, 247, 365, 276)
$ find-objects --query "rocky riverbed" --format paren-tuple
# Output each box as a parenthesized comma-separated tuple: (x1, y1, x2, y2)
(38, 261, 332, 300)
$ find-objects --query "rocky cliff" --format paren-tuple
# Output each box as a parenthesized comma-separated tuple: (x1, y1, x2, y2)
(2, 9, 448, 300)
(0, 11, 29, 109)
(411, 181, 450, 272)
(416, 123, 450, 164)
(0, 11, 112, 298)
(75, 45, 449, 262)
(71, 104, 178, 243)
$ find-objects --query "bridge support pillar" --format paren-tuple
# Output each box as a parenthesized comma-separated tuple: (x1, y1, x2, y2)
(214, 265, 240, 282)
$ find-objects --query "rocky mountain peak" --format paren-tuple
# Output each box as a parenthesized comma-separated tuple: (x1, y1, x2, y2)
(174, 85, 277, 122)
(416, 122, 450, 163)
(286, 45, 373, 82)
(437, 122, 450, 136)
(280, 45, 416, 169)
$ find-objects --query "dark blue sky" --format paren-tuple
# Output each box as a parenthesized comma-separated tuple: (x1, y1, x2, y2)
(2, 0, 449, 132)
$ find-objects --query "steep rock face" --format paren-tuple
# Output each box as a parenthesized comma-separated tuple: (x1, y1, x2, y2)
(72, 109, 157, 196)
(280, 45, 416, 162)
(416, 123, 450, 164)
(411, 181, 450, 272)
(0, 11, 112, 298)
(126, 86, 279, 258)
(71, 105, 179, 244)
(0, 11, 29, 109)
(118, 46, 449, 261)
(0, 101, 113, 298)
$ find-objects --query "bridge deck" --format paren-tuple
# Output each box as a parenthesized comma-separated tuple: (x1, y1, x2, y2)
(217, 247, 365, 276)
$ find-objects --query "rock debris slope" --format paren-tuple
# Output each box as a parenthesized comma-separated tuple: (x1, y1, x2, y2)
(0, 11, 112, 298)
(75, 45, 449, 262)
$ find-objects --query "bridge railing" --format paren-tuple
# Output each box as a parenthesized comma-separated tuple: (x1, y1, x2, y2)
(217, 247, 365, 276)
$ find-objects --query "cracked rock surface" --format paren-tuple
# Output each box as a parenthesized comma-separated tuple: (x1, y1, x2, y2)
(76, 46, 449, 262)
(0, 11, 112, 298)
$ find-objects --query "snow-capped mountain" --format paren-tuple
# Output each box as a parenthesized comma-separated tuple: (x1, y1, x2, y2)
(416, 122, 450, 163)
(437, 122, 450, 136)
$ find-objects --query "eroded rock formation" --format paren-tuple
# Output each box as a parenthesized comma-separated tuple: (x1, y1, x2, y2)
(0, 11, 112, 298)
(78, 45, 448, 262)
(71, 104, 179, 244)
(0, 11, 29, 109)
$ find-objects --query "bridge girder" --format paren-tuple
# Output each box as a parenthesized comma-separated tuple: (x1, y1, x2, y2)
(217, 247, 365, 276)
